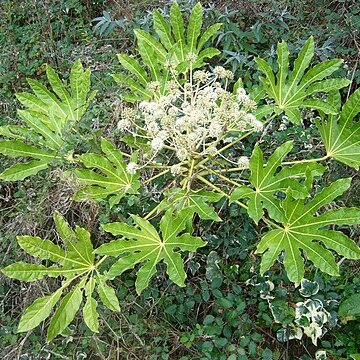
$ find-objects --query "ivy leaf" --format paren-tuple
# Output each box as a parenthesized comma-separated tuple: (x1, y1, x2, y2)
(256, 178, 360, 284)
(338, 293, 360, 324)
(96, 208, 207, 294)
(316, 88, 360, 169)
(256, 37, 350, 123)
(230, 141, 325, 224)
(159, 188, 223, 221)
(73, 138, 140, 205)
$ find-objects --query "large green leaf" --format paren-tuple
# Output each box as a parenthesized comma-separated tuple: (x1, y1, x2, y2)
(256, 178, 360, 284)
(230, 141, 325, 224)
(0, 60, 95, 180)
(96, 208, 207, 294)
(256, 37, 350, 123)
(316, 88, 360, 169)
(1, 213, 119, 339)
(83, 296, 99, 333)
(73, 138, 140, 206)
(115, 2, 221, 102)
(0, 159, 50, 181)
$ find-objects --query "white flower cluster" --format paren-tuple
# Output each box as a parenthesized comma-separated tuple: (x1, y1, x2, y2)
(121, 67, 263, 166)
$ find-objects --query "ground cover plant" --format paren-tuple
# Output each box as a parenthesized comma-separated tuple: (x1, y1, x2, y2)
(1, 1, 360, 359)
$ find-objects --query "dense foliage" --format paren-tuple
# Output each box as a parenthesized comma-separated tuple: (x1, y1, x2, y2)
(1, 1, 359, 359)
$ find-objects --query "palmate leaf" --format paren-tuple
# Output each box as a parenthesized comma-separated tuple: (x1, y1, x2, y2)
(0, 60, 95, 180)
(73, 138, 140, 207)
(96, 208, 207, 294)
(0, 213, 119, 340)
(158, 188, 223, 221)
(255, 37, 350, 123)
(316, 88, 360, 169)
(230, 141, 325, 224)
(115, 2, 221, 101)
(256, 178, 360, 284)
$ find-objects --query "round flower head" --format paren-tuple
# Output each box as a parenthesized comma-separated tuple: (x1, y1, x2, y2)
(193, 70, 210, 84)
(121, 107, 136, 121)
(151, 137, 164, 152)
(117, 119, 131, 132)
(237, 156, 250, 168)
(126, 162, 139, 175)
(252, 119, 264, 132)
(186, 52, 198, 64)
(170, 163, 182, 176)
(176, 148, 188, 162)
(213, 66, 227, 79)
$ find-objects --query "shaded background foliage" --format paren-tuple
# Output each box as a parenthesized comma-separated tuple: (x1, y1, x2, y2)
(0, 0, 359, 359)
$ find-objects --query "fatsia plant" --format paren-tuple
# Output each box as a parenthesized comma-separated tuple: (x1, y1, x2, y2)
(0, 60, 96, 181)
(1, 212, 120, 341)
(114, 2, 222, 102)
(255, 36, 351, 123)
(316, 88, 360, 170)
(1, 2, 360, 345)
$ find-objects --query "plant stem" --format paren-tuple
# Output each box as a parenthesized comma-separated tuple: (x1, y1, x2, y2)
(144, 169, 170, 184)
(144, 202, 163, 220)
(196, 175, 248, 211)
(95, 255, 108, 268)
(199, 165, 248, 187)
(281, 155, 329, 165)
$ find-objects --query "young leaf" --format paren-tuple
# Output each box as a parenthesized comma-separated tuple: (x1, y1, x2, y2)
(316, 88, 360, 169)
(170, 2, 186, 61)
(256, 178, 360, 284)
(255, 37, 350, 123)
(153, 10, 174, 51)
(230, 141, 325, 224)
(73, 138, 140, 205)
(96, 208, 207, 294)
(117, 54, 149, 86)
